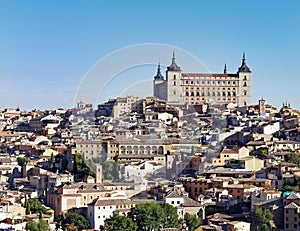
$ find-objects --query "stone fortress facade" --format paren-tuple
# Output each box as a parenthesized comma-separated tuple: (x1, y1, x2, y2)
(153, 53, 252, 106)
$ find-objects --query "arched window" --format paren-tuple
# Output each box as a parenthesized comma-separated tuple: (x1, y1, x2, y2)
(244, 76, 247, 80)
(174, 75, 176, 80)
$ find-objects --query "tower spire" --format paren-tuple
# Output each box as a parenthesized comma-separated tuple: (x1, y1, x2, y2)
(167, 52, 181, 71)
(154, 62, 164, 80)
(238, 52, 251, 73)
(224, 63, 227, 74)
(242, 52, 246, 64)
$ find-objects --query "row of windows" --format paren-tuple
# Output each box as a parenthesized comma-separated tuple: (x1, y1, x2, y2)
(182, 80, 237, 86)
(185, 98, 237, 102)
(185, 87, 236, 90)
(79, 144, 101, 148)
(174, 74, 248, 80)
(185, 92, 237, 97)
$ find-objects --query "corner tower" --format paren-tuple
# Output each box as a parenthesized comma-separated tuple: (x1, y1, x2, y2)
(166, 52, 182, 102)
(237, 53, 252, 106)
(153, 63, 167, 101)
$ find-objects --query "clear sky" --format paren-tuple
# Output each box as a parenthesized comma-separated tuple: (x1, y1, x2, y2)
(0, 1, 299, 110)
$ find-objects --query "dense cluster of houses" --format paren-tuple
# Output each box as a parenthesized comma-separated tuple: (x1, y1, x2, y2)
(0, 96, 300, 230)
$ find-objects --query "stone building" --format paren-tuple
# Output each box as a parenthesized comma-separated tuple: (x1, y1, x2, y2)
(153, 53, 252, 106)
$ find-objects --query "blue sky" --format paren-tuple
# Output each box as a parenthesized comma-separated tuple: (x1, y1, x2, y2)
(0, 1, 299, 110)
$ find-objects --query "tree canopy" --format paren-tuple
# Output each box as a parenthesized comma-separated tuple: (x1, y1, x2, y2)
(285, 153, 300, 167)
(129, 202, 179, 230)
(25, 198, 51, 215)
(104, 214, 137, 231)
(250, 207, 273, 230)
(184, 213, 201, 231)
(17, 157, 29, 166)
(26, 219, 49, 231)
(74, 154, 94, 178)
(54, 212, 90, 231)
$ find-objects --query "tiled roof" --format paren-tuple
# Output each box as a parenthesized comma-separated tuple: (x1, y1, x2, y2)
(165, 191, 183, 199)
(286, 193, 300, 200)
(92, 198, 134, 207)
(284, 202, 300, 209)
(182, 196, 201, 207)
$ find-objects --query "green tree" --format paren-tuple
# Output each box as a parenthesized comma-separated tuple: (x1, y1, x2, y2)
(250, 207, 273, 230)
(49, 153, 55, 170)
(285, 153, 300, 167)
(103, 161, 114, 180)
(160, 203, 179, 228)
(26, 219, 49, 231)
(129, 202, 180, 230)
(112, 155, 120, 181)
(261, 223, 269, 231)
(25, 198, 51, 215)
(104, 214, 137, 231)
(61, 158, 69, 171)
(184, 213, 201, 231)
(74, 154, 94, 178)
(18, 157, 29, 166)
(54, 213, 90, 231)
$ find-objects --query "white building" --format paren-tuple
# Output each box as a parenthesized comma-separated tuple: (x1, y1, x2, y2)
(87, 198, 135, 230)
(124, 161, 165, 189)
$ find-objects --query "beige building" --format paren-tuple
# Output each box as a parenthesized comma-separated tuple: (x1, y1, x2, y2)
(213, 147, 250, 166)
(96, 96, 145, 119)
(153, 53, 252, 106)
(46, 182, 123, 215)
(227, 156, 265, 171)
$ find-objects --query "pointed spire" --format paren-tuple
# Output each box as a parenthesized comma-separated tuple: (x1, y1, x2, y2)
(242, 52, 247, 65)
(154, 62, 164, 80)
(238, 52, 251, 73)
(157, 62, 161, 75)
(224, 63, 227, 74)
(167, 52, 181, 71)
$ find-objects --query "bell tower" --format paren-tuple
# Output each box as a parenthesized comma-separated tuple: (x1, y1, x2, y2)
(166, 52, 182, 102)
(237, 53, 252, 106)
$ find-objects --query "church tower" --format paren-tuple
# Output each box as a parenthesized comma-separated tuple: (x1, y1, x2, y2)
(166, 52, 182, 102)
(153, 63, 167, 101)
(237, 53, 252, 106)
